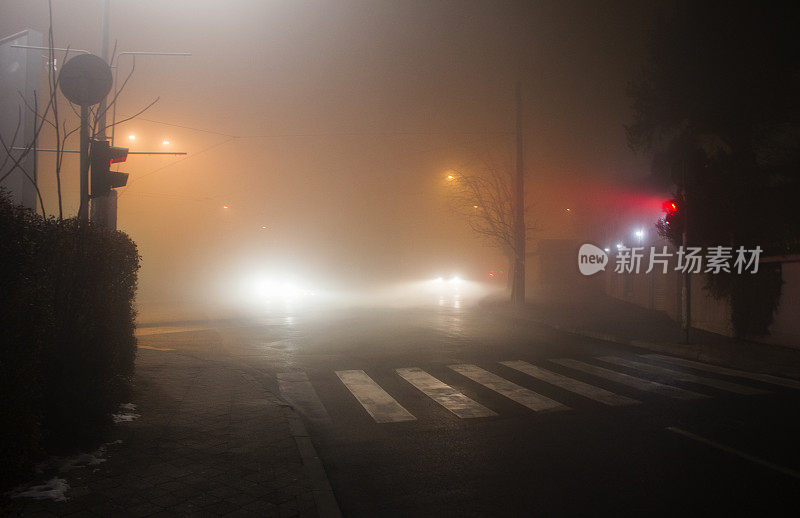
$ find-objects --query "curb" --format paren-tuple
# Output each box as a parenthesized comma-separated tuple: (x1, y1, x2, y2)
(522, 317, 752, 370)
(239, 371, 342, 518)
(284, 409, 342, 518)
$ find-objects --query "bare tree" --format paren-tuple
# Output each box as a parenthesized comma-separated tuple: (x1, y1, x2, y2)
(445, 153, 536, 301)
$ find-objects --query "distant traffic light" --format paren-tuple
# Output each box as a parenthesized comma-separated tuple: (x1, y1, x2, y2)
(90, 139, 129, 196)
(663, 198, 682, 228)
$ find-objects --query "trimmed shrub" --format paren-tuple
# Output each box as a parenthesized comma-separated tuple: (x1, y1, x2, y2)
(0, 191, 140, 488)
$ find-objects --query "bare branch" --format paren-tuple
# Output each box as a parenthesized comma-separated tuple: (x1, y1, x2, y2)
(93, 54, 136, 136)
(99, 97, 159, 135)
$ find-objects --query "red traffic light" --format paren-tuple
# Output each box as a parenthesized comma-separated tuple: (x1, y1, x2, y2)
(662, 200, 678, 214)
(109, 146, 128, 164)
(91, 140, 129, 195)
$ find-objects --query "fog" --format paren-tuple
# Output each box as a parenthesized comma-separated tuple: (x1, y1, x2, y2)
(0, 0, 656, 321)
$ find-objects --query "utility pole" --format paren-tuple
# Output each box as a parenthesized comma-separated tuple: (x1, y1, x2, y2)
(512, 81, 526, 306)
(681, 158, 691, 344)
(88, 0, 190, 228)
(78, 104, 89, 221)
(91, 0, 116, 228)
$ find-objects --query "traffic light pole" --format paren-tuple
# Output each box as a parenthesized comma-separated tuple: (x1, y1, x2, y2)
(91, 0, 115, 227)
(78, 104, 90, 222)
(681, 159, 691, 344)
(90, 0, 189, 228)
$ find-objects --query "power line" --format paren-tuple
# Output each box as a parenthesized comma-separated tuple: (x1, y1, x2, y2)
(135, 117, 237, 138)
(128, 117, 512, 139)
(119, 136, 237, 194)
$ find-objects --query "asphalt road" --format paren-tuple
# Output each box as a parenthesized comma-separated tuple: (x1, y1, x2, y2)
(138, 303, 800, 517)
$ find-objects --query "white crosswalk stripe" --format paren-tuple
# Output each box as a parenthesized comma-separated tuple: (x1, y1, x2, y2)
(278, 371, 330, 422)
(500, 361, 640, 406)
(335, 370, 416, 423)
(448, 364, 568, 412)
(396, 368, 497, 418)
(550, 358, 709, 400)
(597, 356, 768, 395)
(642, 354, 800, 390)
(324, 353, 785, 425)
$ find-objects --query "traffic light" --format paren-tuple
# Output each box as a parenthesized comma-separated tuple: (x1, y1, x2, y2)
(90, 139, 129, 196)
(663, 199, 681, 227)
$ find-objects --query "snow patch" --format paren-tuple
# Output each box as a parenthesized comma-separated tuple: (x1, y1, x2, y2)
(11, 440, 124, 503)
(10, 477, 70, 502)
(112, 402, 139, 423)
(59, 445, 107, 472)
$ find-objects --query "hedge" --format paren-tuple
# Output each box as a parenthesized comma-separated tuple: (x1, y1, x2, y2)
(0, 190, 140, 489)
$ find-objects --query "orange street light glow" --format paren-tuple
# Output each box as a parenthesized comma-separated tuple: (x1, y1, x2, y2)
(128, 135, 136, 140)
(223, 205, 229, 209)
(447, 174, 455, 181)
(162, 140, 170, 145)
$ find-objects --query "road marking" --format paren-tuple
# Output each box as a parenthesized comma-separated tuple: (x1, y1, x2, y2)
(134, 325, 211, 336)
(598, 356, 768, 395)
(643, 354, 800, 390)
(448, 364, 568, 412)
(278, 372, 331, 423)
(335, 370, 416, 423)
(396, 368, 497, 418)
(666, 427, 800, 480)
(500, 361, 640, 406)
(550, 358, 708, 400)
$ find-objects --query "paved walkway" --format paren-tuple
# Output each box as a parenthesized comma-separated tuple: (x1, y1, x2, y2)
(504, 294, 800, 379)
(3, 346, 320, 517)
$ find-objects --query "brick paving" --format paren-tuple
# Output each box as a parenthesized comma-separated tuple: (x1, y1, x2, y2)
(3, 346, 318, 517)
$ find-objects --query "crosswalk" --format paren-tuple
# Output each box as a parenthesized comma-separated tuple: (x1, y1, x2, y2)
(596, 356, 768, 395)
(549, 358, 708, 400)
(280, 354, 800, 425)
(500, 360, 639, 406)
(335, 370, 416, 423)
(396, 367, 496, 418)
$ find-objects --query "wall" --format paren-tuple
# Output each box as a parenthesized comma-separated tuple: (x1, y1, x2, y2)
(602, 254, 799, 349)
(0, 30, 42, 210)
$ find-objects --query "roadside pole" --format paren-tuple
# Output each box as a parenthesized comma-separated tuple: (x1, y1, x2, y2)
(78, 104, 89, 221)
(91, 0, 115, 228)
(681, 159, 691, 344)
(89, 0, 190, 228)
(512, 81, 526, 306)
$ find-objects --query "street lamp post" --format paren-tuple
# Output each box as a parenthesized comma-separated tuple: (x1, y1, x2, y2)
(511, 82, 526, 306)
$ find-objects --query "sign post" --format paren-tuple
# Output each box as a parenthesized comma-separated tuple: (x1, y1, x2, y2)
(58, 53, 112, 222)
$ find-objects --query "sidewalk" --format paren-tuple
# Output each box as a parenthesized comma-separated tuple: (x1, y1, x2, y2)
(504, 294, 800, 380)
(3, 347, 332, 517)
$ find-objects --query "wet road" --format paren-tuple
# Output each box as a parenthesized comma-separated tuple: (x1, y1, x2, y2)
(137, 304, 800, 516)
